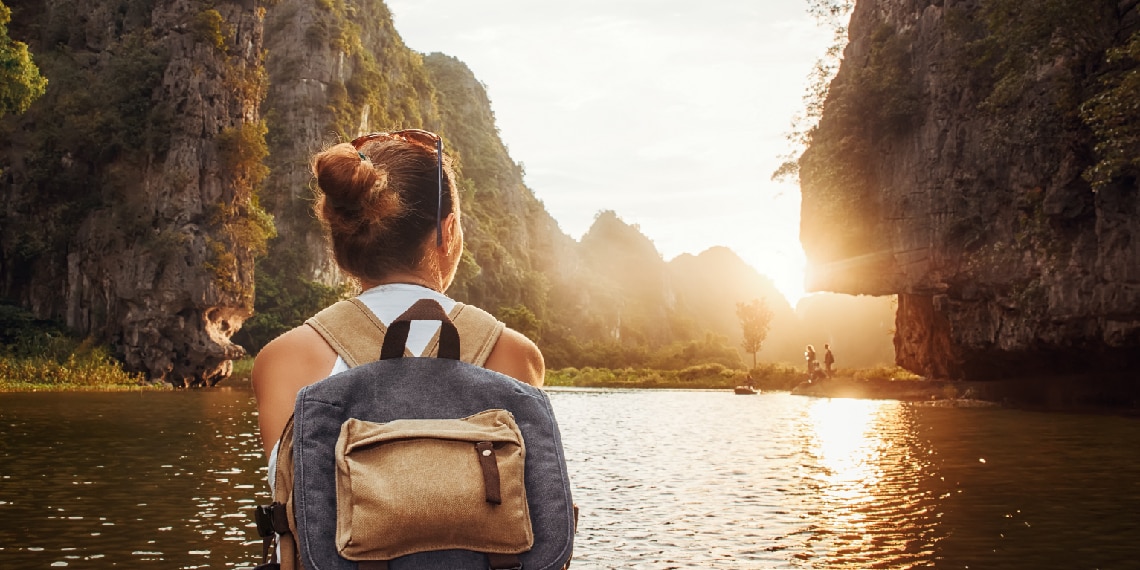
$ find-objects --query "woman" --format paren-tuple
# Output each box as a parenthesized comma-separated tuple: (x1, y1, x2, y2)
(251, 129, 544, 456)
(804, 344, 817, 379)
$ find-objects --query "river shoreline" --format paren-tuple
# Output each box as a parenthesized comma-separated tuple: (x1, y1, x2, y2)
(790, 375, 1140, 415)
(5, 361, 1135, 415)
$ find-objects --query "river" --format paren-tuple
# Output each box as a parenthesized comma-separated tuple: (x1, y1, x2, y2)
(1, 387, 1138, 569)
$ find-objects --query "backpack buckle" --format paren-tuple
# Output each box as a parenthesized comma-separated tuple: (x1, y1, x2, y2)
(255, 502, 289, 537)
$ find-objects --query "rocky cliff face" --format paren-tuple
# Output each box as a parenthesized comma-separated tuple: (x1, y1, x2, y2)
(1, 0, 268, 385)
(800, 0, 1140, 387)
(259, 0, 439, 284)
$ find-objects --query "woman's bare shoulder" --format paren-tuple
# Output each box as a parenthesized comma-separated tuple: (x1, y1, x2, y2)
(252, 325, 338, 401)
(251, 324, 339, 452)
(484, 327, 545, 387)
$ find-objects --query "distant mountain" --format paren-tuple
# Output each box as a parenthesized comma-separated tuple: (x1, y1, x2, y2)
(668, 247, 896, 367)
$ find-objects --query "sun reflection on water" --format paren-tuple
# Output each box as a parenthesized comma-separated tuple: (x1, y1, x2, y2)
(794, 398, 937, 568)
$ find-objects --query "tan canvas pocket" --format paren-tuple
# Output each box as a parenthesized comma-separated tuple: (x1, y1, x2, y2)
(334, 409, 533, 561)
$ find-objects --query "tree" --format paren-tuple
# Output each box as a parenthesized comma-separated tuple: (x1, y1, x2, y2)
(0, 1, 47, 119)
(736, 298, 774, 368)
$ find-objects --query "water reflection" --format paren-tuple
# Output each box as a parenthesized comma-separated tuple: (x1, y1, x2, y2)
(789, 398, 940, 568)
(2, 388, 1138, 569)
(0, 390, 269, 568)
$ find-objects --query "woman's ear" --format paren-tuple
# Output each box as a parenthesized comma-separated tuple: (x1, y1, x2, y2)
(442, 212, 462, 252)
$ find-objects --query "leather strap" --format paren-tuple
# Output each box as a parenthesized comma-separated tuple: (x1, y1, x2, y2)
(357, 554, 520, 570)
(381, 299, 460, 360)
(475, 442, 502, 504)
(486, 553, 523, 569)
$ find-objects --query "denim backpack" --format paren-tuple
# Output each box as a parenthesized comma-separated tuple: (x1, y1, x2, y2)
(254, 299, 576, 570)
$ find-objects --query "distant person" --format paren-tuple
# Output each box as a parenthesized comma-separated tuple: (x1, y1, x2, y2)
(804, 344, 817, 380)
(824, 344, 835, 378)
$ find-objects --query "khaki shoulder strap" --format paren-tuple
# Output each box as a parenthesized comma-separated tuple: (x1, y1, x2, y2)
(304, 299, 505, 368)
(426, 303, 506, 367)
(304, 298, 395, 368)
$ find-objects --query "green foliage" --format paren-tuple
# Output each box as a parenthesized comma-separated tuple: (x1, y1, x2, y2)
(773, 0, 852, 181)
(544, 365, 744, 390)
(499, 304, 540, 341)
(971, 0, 1116, 112)
(851, 365, 923, 382)
(0, 302, 144, 390)
(736, 298, 773, 367)
(3, 26, 172, 277)
(0, 1, 46, 118)
(748, 363, 806, 391)
(538, 332, 743, 371)
(217, 121, 271, 198)
(1080, 30, 1140, 191)
(0, 347, 146, 390)
(234, 248, 350, 353)
(208, 121, 276, 298)
(543, 362, 805, 390)
(192, 9, 229, 52)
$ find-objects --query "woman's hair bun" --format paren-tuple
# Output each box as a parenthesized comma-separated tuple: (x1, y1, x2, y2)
(313, 143, 402, 226)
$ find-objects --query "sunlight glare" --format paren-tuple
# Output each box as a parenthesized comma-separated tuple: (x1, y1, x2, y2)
(808, 399, 882, 489)
(793, 399, 927, 565)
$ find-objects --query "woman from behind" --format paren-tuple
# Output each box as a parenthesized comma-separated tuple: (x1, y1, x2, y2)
(251, 129, 544, 456)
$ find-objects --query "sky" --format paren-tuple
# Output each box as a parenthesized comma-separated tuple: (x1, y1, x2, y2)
(385, 1, 835, 304)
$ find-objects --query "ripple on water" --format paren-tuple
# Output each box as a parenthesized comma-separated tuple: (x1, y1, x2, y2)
(2, 388, 1139, 568)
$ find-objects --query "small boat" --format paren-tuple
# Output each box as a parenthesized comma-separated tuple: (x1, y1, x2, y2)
(734, 386, 757, 395)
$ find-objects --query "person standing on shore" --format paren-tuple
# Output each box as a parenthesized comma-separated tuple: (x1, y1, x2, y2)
(804, 344, 817, 380)
(824, 344, 835, 378)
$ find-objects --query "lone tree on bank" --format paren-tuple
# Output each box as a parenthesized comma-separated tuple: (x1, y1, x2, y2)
(736, 298, 774, 368)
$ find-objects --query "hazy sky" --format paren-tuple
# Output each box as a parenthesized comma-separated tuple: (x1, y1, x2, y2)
(385, 1, 833, 303)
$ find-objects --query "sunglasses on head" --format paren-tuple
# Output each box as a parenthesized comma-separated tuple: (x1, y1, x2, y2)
(351, 129, 445, 247)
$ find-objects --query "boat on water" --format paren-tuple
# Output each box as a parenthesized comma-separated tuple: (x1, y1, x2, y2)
(734, 386, 757, 395)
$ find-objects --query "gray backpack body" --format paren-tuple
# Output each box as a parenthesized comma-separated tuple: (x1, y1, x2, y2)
(258, 299, 575, 570)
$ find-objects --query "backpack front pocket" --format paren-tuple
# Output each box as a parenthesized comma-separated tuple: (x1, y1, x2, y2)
(334, 409, 533, 561)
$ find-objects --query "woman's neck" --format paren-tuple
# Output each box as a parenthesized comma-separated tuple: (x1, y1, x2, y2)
(360, 272, 441, 293)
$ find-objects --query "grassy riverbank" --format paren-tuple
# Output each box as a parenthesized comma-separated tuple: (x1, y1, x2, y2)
(0, 303, 152, 392)
(545, 363, 802, 390)
(543, 363, 927, 391)
(0, 346, 151, 392)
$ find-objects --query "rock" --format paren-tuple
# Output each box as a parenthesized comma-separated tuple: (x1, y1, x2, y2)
(799, 0, 1140, 392)
(1, 0, 268, 386)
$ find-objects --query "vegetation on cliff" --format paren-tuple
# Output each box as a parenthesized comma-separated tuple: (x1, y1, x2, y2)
(1, 0, 272, 385)
(797, 0, 1140, 385)
(0, 1, 45, 119)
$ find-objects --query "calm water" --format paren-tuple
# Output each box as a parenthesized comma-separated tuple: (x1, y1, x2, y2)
(1, 388, 1138, 569)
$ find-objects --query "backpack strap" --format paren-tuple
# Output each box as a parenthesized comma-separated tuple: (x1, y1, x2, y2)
(305, 298, 397, 367)
(304, 298, 506, 367)
(433, 303, 505, 367)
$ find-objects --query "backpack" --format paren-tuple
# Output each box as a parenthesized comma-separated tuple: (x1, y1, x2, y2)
(254, 298, 576, 570)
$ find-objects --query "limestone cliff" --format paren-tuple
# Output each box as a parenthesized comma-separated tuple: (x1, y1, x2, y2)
(800, 0, 1140, 387)
(259, 0, 439, 284)
(0, 0, 269, 385)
